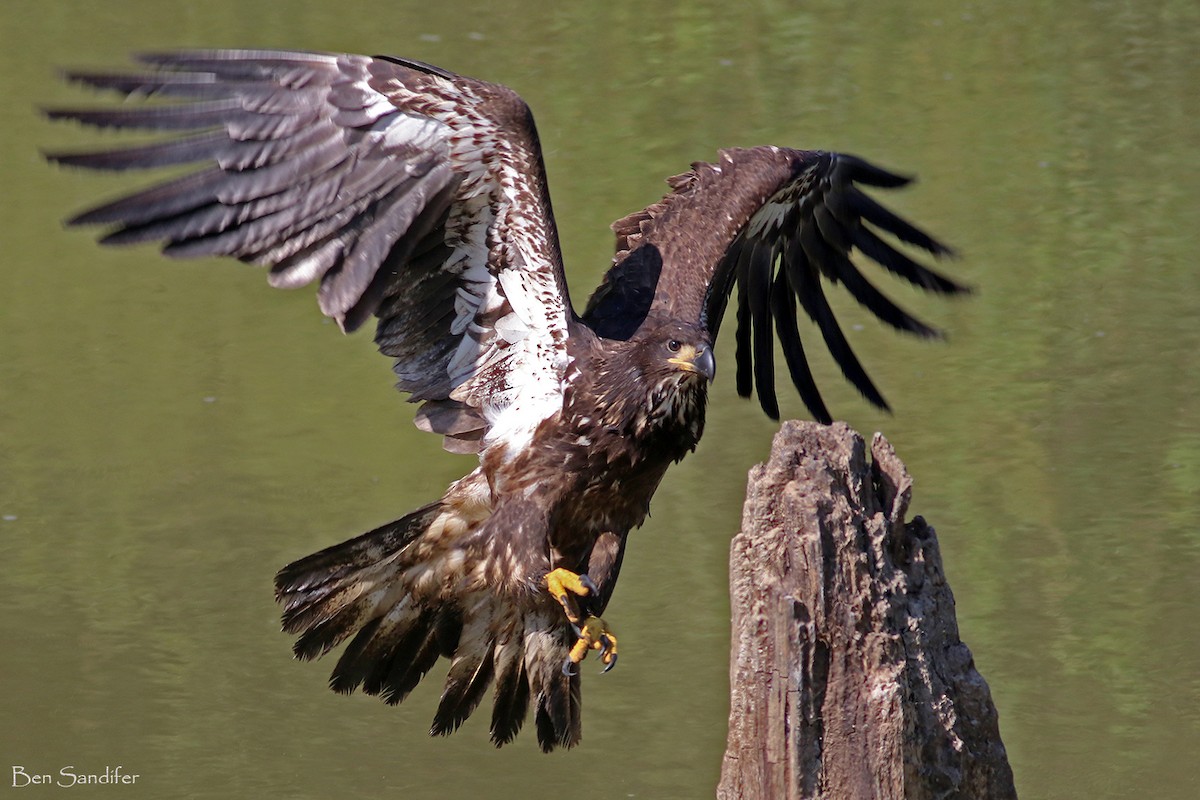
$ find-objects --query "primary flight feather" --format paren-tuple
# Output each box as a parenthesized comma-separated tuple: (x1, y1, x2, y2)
(46, 49, 964, 751)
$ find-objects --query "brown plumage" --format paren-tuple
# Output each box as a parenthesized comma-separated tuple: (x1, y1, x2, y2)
(46, 49, 965, 751)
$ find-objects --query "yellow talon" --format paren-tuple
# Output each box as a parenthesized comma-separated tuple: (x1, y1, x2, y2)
(564, 616, 618, 675)
(545, 567, 595, 624)
(544, 568, 618, 674)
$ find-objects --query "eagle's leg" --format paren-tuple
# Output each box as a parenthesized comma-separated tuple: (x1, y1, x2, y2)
(544, 568, 619, 675)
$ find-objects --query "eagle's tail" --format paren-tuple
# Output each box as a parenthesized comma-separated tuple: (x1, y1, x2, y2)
(273, 504, 582, 751)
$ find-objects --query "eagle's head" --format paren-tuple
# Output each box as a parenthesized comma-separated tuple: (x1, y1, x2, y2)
(629, 321, 715, 447)
(634, 321, 715, 383)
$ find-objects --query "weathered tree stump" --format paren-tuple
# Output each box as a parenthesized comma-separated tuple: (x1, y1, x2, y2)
(718, 421, 1016, 800)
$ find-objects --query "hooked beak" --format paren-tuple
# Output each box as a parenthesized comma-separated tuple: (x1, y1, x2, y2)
(668, 345, 716, 382)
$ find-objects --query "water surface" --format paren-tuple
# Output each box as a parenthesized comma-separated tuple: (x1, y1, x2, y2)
(2, 1, 1198, 797)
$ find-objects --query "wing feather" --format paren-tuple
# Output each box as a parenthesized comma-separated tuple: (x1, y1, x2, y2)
(789, 228, 889, 411)
(587, 146, 965, 420)
(733, 243, 754, 401)
(48, 49, 574, 456)
(769, 268, 831, 423)
(746, 240, 779, 419)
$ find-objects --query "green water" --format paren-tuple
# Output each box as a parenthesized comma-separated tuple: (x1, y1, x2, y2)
(3, 1, 1198, 797)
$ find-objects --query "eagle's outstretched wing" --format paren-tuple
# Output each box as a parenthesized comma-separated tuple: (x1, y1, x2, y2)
(48, 56, 963, 753)
(584, 146, 965, 422)
(46, 49, 572, 455)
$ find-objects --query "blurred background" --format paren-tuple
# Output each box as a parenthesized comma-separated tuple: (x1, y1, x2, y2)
(2, 0, 1198, 797)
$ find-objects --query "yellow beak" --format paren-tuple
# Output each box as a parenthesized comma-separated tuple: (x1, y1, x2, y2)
(668, 344, 716, 381)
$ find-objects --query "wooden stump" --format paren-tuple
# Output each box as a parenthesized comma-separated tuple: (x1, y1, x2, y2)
(718, 421, 1016, 800)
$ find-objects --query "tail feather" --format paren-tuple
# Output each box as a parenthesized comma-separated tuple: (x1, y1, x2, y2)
(275, 501, 587, 751)
(376, 610, 445, 705)
(525, 611, 582, 752)
(432, 649, 496, 735)
(282, 576, 389, 641)
(432, 601, 498, 736)
(276, 502, 442, 636)
(327, 598, 419, 694)
(328, 614, 385, 692)
(326, 603, 457, 706)
(291, 591, 389, 661)
(489, 634, 530, 746)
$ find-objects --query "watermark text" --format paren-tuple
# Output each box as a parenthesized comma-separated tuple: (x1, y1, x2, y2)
(12, 765, 140, 788)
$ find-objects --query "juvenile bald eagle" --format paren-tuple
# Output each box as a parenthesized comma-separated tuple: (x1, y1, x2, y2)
(47, 50, 964, 751)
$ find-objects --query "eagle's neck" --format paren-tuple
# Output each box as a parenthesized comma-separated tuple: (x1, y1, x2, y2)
(578, 350, 709, 461)
(636, 374, 708, 452)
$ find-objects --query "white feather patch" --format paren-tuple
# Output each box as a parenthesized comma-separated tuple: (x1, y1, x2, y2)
(361, 68, 572, 457)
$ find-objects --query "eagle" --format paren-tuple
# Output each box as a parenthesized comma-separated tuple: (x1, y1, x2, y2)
(46, 50, 964, 752)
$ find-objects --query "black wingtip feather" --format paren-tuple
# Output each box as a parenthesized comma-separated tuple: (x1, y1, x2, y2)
(846, 186, 954, 259)
(839, 154, 913, 188)
(786, 238, 890, 412)
(770, 269, 833, 424)
(852, 224, 968, 295)
(801, 220, 943, 339)
(745, 241, 780, 419)
(733, 251, 754, 400)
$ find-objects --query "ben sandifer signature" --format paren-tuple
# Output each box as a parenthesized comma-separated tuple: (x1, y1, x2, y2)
(12, 766, 139, 787)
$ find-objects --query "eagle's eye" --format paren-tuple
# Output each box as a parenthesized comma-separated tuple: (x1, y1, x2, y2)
(667, 339, 682, 353)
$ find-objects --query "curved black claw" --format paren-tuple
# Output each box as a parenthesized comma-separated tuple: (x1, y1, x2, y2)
(578, 573, 599, 595)
(600, 638, 619, 676)
(545, 570, 618, 676)
(563, 615, 619, 675)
